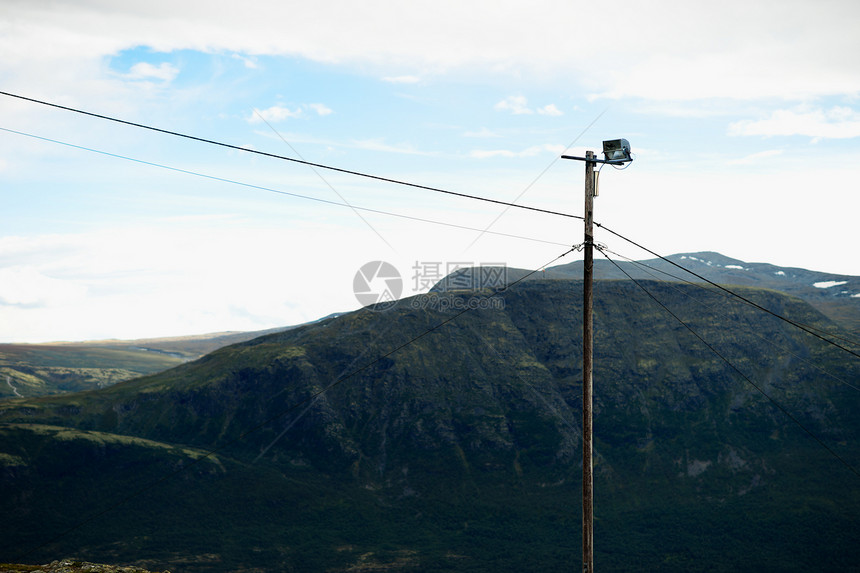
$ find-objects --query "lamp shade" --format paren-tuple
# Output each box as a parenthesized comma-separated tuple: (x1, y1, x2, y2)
(602, 139, 632, 162)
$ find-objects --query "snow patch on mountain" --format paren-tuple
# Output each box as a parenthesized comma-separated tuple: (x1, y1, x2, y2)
(680, 255, 744, 269)
(813, 281, 848, 289)
(680, 255, 715, 266)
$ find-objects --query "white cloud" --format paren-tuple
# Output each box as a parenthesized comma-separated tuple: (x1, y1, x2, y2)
(308, 103, 333, 116)
(231, 53, 258, 69)
(0, 266, 87, 307)
(494, 96, 533, 115)
(125, 62, 179, 82)
(0, 224, 353, 342)
(494, 97, 563, 116)
(536, 104, 563, 116)
(728, 106, 860, 139)
(250, 105, 304, 123)
(2, 2, 860, 102)
(250, 103, 333, 123)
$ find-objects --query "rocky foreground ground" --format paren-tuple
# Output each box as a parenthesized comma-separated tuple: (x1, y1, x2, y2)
(0, 560, 169, 573)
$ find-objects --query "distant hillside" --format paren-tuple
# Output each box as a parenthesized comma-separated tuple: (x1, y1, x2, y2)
(0, 343, 184, 398)
(0, 320, 342, 399)
(1, 279, 857, 572)
(547, 251, 860, 334)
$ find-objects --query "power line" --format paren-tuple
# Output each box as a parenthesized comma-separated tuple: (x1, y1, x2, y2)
(0, 90, 582, 222)
(252, 108, 396, 252)
(601, 247, 860, 351)
(0, 126, 571, 248)
(601, 245, 860, 348)
(596, 221, 860, 361)
(599, 246, 860, 394)
(601, 248, 860, 480)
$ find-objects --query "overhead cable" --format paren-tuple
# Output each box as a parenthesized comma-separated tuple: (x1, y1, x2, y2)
(0, 127, 570, 248)
(601, 249, 860, 480)
(600, 246, 860, 393)
(596, 222, 860, 361)
(600, 246, 860, 354)
(0, 90, 582, 222)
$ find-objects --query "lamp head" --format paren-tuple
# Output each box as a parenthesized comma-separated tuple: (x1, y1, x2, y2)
(602, 138, 632, 163)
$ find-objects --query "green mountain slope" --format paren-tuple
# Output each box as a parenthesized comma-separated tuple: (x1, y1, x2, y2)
(1, 280, 858, 571)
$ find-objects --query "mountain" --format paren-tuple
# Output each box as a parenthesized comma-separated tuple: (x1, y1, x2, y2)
(0, 275, 858, 571)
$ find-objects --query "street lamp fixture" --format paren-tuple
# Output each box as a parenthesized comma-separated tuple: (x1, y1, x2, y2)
(560, 138, 633, 165)
(602, 138, 632, 163)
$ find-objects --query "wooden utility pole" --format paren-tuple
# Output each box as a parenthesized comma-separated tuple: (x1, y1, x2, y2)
(582, 151, 595, 573)
(563, 139, 630, 573)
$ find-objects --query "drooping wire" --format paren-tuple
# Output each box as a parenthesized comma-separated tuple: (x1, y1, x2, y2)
(599, 246, 860, 393)
(599, 246, 860, 351)
(596, 222, 860, 361)
(0, 90, 582, 222)
(600, 248, 860, 480)
(11, 245, 578, 563)
(252, 108, 395, 251)
(0, 127, 570, 248)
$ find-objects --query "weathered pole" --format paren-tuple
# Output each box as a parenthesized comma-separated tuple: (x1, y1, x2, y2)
(582, 150, 595, 573)
(563, 139, 631, 572)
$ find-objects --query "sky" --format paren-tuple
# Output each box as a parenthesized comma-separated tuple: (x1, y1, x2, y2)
(1, 0, 860, 343)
